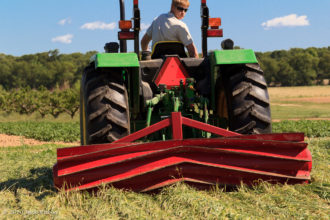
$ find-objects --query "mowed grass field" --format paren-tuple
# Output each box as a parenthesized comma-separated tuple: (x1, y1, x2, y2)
(0, 86, 329, 219)
(269, 86, 330, 120)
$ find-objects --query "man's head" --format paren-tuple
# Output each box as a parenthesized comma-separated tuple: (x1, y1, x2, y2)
(171, 0, 190, 20)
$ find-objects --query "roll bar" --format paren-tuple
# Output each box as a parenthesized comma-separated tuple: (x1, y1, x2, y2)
(119, 0, 127, 52)
(118, 0, 140, 53)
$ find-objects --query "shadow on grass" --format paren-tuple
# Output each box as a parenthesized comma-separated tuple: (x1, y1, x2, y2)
(0, 167, 56, 200)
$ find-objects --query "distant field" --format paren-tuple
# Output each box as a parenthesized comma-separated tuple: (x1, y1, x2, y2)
(0, 86, 329, 123)
(269, 86, 330, 120)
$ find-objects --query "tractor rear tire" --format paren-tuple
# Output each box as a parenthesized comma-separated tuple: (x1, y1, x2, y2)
(81, 67, 130, 145)
(217, 63, 272, 134)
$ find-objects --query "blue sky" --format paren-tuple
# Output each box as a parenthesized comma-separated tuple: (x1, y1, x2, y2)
(1, 0, 329, 56)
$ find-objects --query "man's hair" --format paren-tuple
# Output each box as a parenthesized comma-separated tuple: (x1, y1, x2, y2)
(172, 0, 190, 7)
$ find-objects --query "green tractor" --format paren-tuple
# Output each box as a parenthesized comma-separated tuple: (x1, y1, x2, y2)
(80, 0, 271, 146)
(52, 0, 311, 192)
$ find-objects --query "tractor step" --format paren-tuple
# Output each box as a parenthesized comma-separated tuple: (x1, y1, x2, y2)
(53, 113, 312, 192)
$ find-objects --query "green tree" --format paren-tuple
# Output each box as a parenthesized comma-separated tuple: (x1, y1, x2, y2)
(317, 51, 330, 84)
(0, 86, 8, 111)
(277, 61, 296, 86)
(259, 57, 280, 85)
(59, 85, 80, 118)
(35, 86, 52, 118)
(7, 87, 38, 115)
(289, 53, 318, 86)
(49, 88, 64, 118)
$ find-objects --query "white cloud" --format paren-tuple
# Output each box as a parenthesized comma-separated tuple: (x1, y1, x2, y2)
(51, 34, 74, 44)
(261, 14, 310, 30)
(80, 21, 116, 30)
(140, 23, 150, 31)
(58, 17, 72, 25)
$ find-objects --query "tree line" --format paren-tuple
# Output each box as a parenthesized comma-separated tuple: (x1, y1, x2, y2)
(0, 86, 80, 118)
(0, 47, 329, 90)
(0, 49, 96, 90)
(256, 47, 329, 86)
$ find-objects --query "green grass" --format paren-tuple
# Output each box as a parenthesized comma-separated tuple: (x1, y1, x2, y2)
(272, 120, 330, 137)
(0, 138, 328, 219)
(0, 120, 328, 145)
(0, 121, 80, 142)
(270, 102, 330, 120)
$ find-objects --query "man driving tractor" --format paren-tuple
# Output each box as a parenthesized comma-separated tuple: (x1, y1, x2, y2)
(140, 0, 199, 58)
(53, 0, 311, 193)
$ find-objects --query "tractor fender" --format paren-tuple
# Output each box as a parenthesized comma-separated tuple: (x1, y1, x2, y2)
(90, 52, 140, 68)
(211, 49, 258, 65)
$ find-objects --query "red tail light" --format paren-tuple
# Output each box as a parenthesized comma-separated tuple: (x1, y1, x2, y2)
(118, 31, 135, 40)
(207, 29, 223, 38)
(209, 18, 221, 29)
(119, 20, 132, 30)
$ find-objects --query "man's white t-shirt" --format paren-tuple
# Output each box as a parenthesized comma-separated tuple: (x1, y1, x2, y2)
(146, 12, 193, 50)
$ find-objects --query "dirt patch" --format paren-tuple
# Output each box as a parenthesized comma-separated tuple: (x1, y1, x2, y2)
(0, 134, 79, 147)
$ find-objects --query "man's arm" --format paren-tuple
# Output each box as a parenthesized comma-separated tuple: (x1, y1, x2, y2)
(141, 33, 152, 51)
(186, 43, 199, 58)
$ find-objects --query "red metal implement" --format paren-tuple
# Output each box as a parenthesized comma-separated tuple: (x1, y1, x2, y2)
(53, 112, 312, 192)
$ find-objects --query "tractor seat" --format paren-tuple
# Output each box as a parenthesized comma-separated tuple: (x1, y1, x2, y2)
(151, 41, 188, 59)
